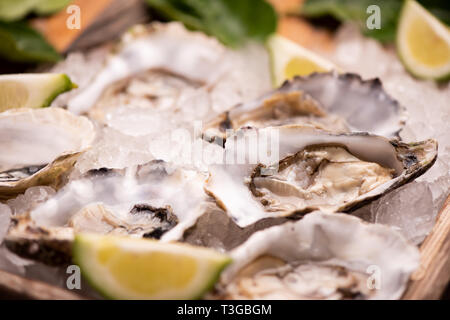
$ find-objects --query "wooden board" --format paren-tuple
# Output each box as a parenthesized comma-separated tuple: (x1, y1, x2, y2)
(0, 269, 83, 300)
(31, 0, 150, 53)
(403, 195, 450, 300)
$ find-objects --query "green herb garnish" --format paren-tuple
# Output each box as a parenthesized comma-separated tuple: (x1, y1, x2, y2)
(145, 0, 278, 47)
(0, 21, 61, 63)
(0, 0, 71, 22)
(302, 0, 449, 43)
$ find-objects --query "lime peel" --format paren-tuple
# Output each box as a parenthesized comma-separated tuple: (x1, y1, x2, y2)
(73, 233, 231, 300)
(397, 0, 450, 80)
(0, 73, 76, 112)
(267, 34, 340, 87)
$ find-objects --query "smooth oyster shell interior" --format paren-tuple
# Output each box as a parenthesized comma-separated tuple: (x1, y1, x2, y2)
(277, 72, 407, 137)
(67, 22, 227, 116)
(215, 211, 420, 300)
(5, 161, 208, 264)
(206, 125, 437, 227)
(88, 70, 204, 125)
(0, 108, 95, 201)
(205, 72, 406, 140)
(68, 203, 178, 238)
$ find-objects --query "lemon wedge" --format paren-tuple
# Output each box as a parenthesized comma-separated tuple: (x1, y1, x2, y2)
(0, 73, 76, 112)
(397, 0, 450, 80)
(73, 233, 231, 300)
(267, 34, 339, 87)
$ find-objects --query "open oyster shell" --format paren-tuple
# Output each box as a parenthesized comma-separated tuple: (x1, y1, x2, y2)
(206, 125, 437, 227)
(68, 203, 178, 238)
(205, 72, 406, 140)
(4, 161, 208, 265)
(215, 211, 420, 300)
(67, 22, 227, 117)
(4, 202, 181, 266)
(0, 108, 95, 201)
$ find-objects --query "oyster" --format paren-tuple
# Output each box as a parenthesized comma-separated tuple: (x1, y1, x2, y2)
(5, 161, 208, 264)
(205, 72, 406, 140)
(215, 211, 420, 300)
(182, 200, 290, 251)
(69, 203, 178, 238)
(5, 215, 73, 266)
(67, 22, 227, 118)
(206, 125, 437, 227)
(4, 202, 180, 266)
(0, 108, 95, 201)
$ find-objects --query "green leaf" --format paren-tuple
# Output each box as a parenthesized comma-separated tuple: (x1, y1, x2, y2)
(0, 0, 71, 22)
(0, 0, 38, 21)
(302, 0, 402, 43)
(302, 0, 450, 43)
(145, 0, 277, 48)
(34, 0, 72, 15)
(0, 21, 61, 63)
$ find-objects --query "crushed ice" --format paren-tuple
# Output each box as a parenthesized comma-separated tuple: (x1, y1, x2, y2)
(0, 23, 448, 285)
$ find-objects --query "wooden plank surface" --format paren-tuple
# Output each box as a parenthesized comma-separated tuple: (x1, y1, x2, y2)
(0, 269, 84, 300)
(403, 195, 450, 300)
(31, 0, 150, 53)
(66, 0, 149, 52)
(32, 0, 114, 52)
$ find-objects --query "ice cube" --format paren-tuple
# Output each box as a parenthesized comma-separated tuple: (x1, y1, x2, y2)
(370, 182, 436, 245)
(6, 186, 56, 216)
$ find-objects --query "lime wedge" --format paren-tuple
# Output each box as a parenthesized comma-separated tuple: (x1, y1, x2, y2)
(0, 73, 76, 112)
(73, 234, 231, 300)
(267, 34, 339, 87)
(397, 0, 450, 80)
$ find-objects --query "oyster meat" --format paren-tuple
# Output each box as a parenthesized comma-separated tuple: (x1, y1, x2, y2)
(0, 108, 95, 201)
(0, 19, 443, 301)
(5, 161, 208, 264)
(88, 70, 204, 127)
(205, 72, 406, 140)
(68, 203, 178, 238)
(65, 22, 272, 138)
(277, 72, 407, 137)
(67, 22, 227, 117)
(215, 211, 420, 300)
(206, 125, 437, 226)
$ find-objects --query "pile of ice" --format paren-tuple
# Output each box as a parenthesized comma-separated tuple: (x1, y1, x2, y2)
(0, 32, 272, 280)
(56, 24, 448, 245)
(50, 36, 271, 173)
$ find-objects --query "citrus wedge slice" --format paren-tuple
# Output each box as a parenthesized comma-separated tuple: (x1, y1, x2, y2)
(267, 34, 339, 87)
(397, 0, 450, 80)
(73, 233, 231, 300)
(0, 73, 76, 112)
